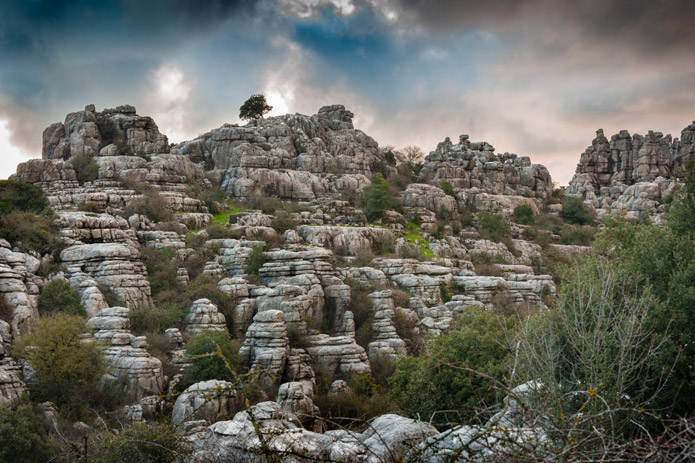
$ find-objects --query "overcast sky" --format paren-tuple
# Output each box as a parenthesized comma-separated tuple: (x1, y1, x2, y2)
(1, 0, 693, 184)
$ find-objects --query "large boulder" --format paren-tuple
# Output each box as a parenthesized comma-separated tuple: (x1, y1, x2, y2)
(171, 380, 241, 427)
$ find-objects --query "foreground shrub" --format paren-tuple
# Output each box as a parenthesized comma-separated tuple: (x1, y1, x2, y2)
(37, 279, 85, 316)
(183, 330, 241, 387)
(514, 255, 667, 435)
(0, 402, 57, 463)
(246, 246, 266, 275)
(92, 421, 190, 463)
(15, 314, 104, 413)
(390, 308, 515, 428)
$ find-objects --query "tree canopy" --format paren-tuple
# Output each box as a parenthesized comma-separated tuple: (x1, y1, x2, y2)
(239, 94, 273, 120)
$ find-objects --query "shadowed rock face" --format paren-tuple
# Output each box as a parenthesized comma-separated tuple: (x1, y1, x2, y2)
(567, 122, 695, 218)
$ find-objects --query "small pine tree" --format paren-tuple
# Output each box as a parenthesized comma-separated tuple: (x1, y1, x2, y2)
(239, 94, 273, 120)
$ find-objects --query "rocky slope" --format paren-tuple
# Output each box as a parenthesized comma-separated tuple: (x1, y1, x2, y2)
(6, 103, 686, 461)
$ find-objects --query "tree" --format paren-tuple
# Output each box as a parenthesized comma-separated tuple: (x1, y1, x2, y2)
(239, 94, 273, 120)
(0, 180, 48, 215)
(395, 145, 425, 172)
(15, 314, 104, 412)
(362, 173, 392, 222)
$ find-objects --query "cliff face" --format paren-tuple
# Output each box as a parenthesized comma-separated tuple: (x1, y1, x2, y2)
(567, 122, 695, 218)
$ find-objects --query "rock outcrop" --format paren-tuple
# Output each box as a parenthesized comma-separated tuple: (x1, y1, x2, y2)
(171, 380, 241, 427)
(238, 310, 290, 384)
(87, 307, 164, 399)
(419, 134, 554, 211)
(567, 123, 695, 218)
(174, 105, 389, 200)
(182, 298, 227, 336)
(0, 240, 41, 336)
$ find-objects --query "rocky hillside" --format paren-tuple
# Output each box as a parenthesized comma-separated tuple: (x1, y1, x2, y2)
(1, 105, 692, 462)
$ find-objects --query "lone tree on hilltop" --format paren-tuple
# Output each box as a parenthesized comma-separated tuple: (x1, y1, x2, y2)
(239, 94, 273, 120)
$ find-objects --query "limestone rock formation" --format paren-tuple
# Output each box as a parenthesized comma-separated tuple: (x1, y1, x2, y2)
(419, 134, 553, 210)
(0, 241, 41, 336)
(567, 123, 695, 218)
(171, 380, 241, 427)
(174, 105, 388, 200)
(87, 307, 164, 399)
(0, 360, 28, 408)
(183, 298, 227, 336)
(238, 310, 290, 384)
(276, 381, 319, 426)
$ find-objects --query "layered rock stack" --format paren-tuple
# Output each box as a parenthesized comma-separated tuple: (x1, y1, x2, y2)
(182, 299, 228, 337)
(0, 240, 41, 336)
(238, 309, 290, 384)
(366, 290, 407, 361)
(86, 307, 164, 399)
(567, 122, 695, 218)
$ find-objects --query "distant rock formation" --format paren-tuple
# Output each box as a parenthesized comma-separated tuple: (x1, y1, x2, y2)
(567, 122, 695, 218)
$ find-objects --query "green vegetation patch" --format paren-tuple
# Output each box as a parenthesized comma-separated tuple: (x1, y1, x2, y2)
(404, 232, 434, 258)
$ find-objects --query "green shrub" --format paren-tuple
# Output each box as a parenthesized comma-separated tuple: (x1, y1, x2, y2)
(122, 190, 173, 222)
(246, 246, 266, 275)
(440, 181, 456, 197)
(559, 224, 596, 246)
(37, 279, 85, 316)
(286, 323, 311, 349)
(362, 173, 392, 222)
(0, 212, 58, 254)
(390, 308, 515, 428)
(477, 211, 511, 242)
(92, 421, 190, 463)
(70, 152, 99, 184)
(562, 196, 594, 225)
(183, 330, 241, 387)
(15, 314, 104, 412)
(271, 210, 297, 234)
(0, 180, 49, 215)
(0, 401, 57, 463)
(205, 223, 235, 239)
(384, 150, 396, 166)
(513, 204, 534, 224)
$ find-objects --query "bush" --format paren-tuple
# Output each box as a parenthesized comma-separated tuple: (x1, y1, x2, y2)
(70, 152, 99, 184)
(92, 421, 190, 463)
(0, 180, 49, 215)
(246, 246, 266, 275)
(477, 211, 511, 242)
(440, 181, 456, 197)
(37, 279, 85, 316)
(122, 190, 173, 223)
(514, 255, 667, 435)
(183, 330, 241, 387)
(559, 224, 596, 246)
(513, 204, 534, 224)
(562, 196, 594, 225)
(390, 308, 515, 428)
(271, 210, 297, 234)
(14, 314, 104, 413)
(0, 401, 57, 463)
(362, 173, 392, 222)
(0, 212, 58, 255)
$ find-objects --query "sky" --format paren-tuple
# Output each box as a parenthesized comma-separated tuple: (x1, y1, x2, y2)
(0, 0, 693, 184)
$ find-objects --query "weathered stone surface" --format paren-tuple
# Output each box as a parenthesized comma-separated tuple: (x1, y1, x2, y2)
(172, 380, 241, 427)
(367, 291, 406, 361)
(359, 414, 439, 463)
(0, 360, 28, 408)
(61, 243, 152, 309)
(276, 381, 319, 426)
(0, 243, 41, 337)
(238, 310, 289, 384)
(295, 225, 395, 255)
(420, 134, 553, 204)
(183, 299, 227, 337)
(567, 123, 695, 218)
(87, 307, 163, 399)
(305, 335, 370, 376)
(174, 105, 387, 201)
